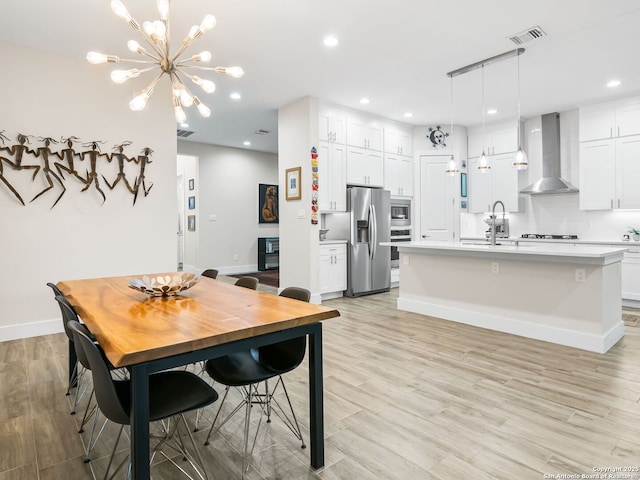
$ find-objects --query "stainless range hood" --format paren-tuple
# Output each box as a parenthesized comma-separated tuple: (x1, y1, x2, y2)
(520, 112, 579, 195)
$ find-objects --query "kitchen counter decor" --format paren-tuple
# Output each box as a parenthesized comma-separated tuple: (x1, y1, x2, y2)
(128, 273, 200, 297)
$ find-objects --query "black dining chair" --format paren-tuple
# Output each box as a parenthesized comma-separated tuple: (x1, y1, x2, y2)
(234, 276, 259, 290)
(202, 287, 310, 478)
(202, 269, 219, 279)
(47, 283, 91, 414)
(67, 320, 219, 480)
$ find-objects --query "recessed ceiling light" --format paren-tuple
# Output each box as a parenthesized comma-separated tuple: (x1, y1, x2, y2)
(179, 122, 189, 128)
(487, 108, 498, 115)
(243, 141, 251, 146)
(360, 98, 370, 105)
(607, 80, 621, 88)
(230, 92, 242, 100)
(403, 112, 414, 118)
(323, 36, 339, 47)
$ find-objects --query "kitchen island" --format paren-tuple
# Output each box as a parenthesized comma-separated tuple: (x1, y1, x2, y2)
(392, 241, 627, 353)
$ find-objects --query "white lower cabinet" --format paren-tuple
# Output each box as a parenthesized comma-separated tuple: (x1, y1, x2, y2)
(622, 248, 640, 303)
(319, 244, 347, 294)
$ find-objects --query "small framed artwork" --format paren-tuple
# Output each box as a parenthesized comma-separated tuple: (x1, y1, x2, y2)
(188, 196, 195, 210)
(285, 166, 301, 201)
(259, 184, 279, 224)
(460, 172, 468, 198)
(187, 215, 196, 231)
(188, 178, 194, 191)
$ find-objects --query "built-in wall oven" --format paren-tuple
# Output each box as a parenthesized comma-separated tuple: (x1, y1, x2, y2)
(390, 227, 412, 268)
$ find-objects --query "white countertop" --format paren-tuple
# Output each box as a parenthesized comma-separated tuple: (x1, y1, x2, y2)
(461, 236, 640, 247)
(319, 239, 348, 245)
(386, 240, 626, 265)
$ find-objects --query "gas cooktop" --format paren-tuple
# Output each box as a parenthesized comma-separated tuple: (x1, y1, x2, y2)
(520, 234, 579, 240)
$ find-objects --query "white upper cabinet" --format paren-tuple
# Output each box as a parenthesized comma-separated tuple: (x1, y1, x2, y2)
(579, 135, 640, 210)
(579, 96, 640, 141)
(468, 153, 520, 213)
(467, 121, 520, 158)
(384, 127, 413, 156)
(318, 141, 347, 212)
(319, 108, 346, 144)
(346, 147, 384, 187)
(347, 116, 383, 151)
(384, 154, 413, 197)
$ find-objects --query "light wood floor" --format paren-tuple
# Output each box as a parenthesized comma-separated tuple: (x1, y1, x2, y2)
(1, 283, 639, 479)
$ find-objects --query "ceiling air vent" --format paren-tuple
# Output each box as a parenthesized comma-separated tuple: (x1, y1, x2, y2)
(177, 129, 194, 138)
(508, 26, 546, 45)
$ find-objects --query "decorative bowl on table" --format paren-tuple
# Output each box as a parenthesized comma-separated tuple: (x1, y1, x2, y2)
(128, 273, 200, 297)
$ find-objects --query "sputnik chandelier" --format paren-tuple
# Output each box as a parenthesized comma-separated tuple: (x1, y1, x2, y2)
(87, 0, 244, 123)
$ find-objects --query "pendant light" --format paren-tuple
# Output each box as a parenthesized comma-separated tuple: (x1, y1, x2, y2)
(445, 76, 459, 175)
(513, 49, 529, 170)
(477, 64, 491, 173)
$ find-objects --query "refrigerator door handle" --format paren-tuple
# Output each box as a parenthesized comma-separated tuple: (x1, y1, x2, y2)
(370, 203, 377, 260)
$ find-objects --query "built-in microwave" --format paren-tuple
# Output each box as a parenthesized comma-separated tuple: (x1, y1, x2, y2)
(390, 199, 411, 226)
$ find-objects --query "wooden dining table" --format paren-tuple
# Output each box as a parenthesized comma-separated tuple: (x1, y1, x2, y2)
(57, 273, 340, 479)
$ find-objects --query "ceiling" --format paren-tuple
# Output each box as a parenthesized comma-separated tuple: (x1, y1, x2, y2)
(2, 1, 640, 154)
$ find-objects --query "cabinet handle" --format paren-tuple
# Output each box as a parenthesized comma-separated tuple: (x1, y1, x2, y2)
(611, 199, 614, 208)
(618, 126, 620, 136)
(422, 234, 429, 238)
(610, 127, 613, 138)
(618, 199, 621, 208)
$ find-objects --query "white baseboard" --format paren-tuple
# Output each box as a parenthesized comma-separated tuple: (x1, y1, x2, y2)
(0, 318, 63, 342)
(184, 264, 260, 276)
(397, 297, 625, 354)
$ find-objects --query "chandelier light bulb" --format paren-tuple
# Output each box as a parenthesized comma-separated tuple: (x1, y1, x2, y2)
(111, 0, 132, 22)
(193, 97, 211, 117)
(86, 52, 119, 64)
(180, 90, 194, 107)
(129, 90, 151, 111)
(513, 146, 529, 170)
(200, 15, 217, 33)
(191, 75, 216, 93)
(174, 105, 187, 124)
(223, 66, 245, 78)
(157, 0, 170, 20)
(143, 21, 154, 37)
(111, 68, 140, 84)
(187, 25, 200, 41)
(191, 51, 212, 62)
(151, 20, 167, 43)
(127, 40, 145, 54)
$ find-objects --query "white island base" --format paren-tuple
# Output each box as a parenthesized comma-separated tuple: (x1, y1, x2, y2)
(395, 242, 627, 353)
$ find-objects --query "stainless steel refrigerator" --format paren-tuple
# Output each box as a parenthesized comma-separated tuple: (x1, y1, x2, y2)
(344, 187, 391, 297)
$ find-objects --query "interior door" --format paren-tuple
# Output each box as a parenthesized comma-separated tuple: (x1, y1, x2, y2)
(419, 155, 459, 241)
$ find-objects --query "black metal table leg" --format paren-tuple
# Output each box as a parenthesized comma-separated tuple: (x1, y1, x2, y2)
(308, 322, 324, 469)
(130, 364, 150, 479)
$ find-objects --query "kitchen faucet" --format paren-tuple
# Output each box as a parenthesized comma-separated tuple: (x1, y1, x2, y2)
(491, 200, 505, 246)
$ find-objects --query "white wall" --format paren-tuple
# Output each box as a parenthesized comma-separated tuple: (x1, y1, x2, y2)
(462, 110, 640, 240)
(177, 141, 278, 274)
(0, 43, 177, 341)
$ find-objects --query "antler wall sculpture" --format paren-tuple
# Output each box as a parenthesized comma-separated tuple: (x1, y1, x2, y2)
(0, 130, 154, 208)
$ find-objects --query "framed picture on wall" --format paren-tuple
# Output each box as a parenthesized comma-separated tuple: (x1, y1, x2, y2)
(188, 196, 195, 209)
(258, 183, 279, 224)
(285, 167, 301, 200)
(188, 178, 194, 190)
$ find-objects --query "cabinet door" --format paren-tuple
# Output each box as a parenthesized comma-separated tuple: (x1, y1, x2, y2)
(366, 150, 384, 186)
(616, 135, 640, 209)
(622, 250, 640, 301)
(579, 140, 616, 210)
(346, 147, 367, 185)
(331, 252, 347, 292)
(366, 125, 383, 151)
(319, 113, 331, 142)
(319, 111, 346, 143)
(616, 102, 640, 138)
(490, 126, 518, 155)
(580, 104, 616, 141)
(468, 157, 493, 213)
(331, 144, 347, 211)
(317, 142, 332, 211)
(491, 153, 520, 212)
(318, 254, 332, 294)
(347, 118, 367, 148)
(385, 154, 413, 196)
(419, 155, 457, 241)
(467, 132, 488, 158)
